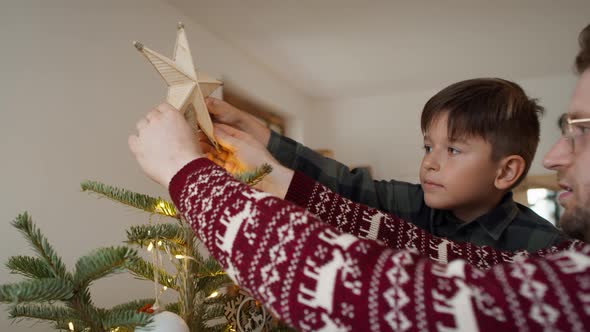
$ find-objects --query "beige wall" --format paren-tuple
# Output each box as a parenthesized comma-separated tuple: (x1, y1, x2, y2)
(0, 1, 311, 331)
(306, 74, 577, 182)
(0, 1, 581, 331)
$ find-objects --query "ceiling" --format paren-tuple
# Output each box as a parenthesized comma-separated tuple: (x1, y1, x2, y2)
(166, 0, 590, 100)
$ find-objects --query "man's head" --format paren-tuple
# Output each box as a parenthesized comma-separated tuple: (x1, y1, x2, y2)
(419, 78, 543, 221)
(544, 23, 590, 242)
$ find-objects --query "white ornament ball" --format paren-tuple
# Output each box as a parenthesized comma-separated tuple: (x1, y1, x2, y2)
(135, 311, 190, 332)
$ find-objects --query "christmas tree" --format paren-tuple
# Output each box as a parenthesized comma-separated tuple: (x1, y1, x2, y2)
(0, 164, 292, 332)
(0, 212, 153, 331)
(80, 180, 233, 332)
(78, 165, 289, 332)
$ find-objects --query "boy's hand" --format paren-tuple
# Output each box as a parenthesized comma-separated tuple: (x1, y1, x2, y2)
(128, 103, 202, 188)
(205, 97, 272, 146)
(199, 124, 294, 198)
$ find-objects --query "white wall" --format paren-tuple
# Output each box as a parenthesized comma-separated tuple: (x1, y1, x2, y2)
(0, 1, 310, 331)
(306, 74, 577, 183)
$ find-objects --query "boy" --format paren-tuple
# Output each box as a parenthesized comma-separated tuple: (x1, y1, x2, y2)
(203, 78, 565, 252)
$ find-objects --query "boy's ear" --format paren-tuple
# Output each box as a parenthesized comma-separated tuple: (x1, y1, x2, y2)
(494, 155, 526, 190)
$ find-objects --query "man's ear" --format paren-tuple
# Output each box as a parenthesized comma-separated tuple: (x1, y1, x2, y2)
(495, 155, 526, 190)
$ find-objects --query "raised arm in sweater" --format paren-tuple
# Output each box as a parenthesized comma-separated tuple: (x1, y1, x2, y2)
(169, 158, 590, 332)
(284, 170, 578, 269)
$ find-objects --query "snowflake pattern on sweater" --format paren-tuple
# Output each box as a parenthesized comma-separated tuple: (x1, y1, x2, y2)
(284, 170, 581, 269)
(169, 158, 590, 332)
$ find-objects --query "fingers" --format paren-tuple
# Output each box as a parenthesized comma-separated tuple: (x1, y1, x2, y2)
(197, 131, 217, 153)
(214, 128, 241, 151)
(200, 142, 217, 155)
(137, 103, 175, 131)
(136, 117, 149, 132)
(215, 123, 243, 138)
(205, 97, 241, 118)
(156, 102, 177, 113)
(145, 109, 161, 123)
(128, 135, 139, 155)
(205, 97, 224, 115)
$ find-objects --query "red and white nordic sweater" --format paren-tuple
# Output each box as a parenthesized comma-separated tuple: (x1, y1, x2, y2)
(169, 158, 590, 332)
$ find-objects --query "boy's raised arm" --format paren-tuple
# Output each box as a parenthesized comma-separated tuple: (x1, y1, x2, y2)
(285, 169, 579, 268)
(206, 98, 419, 215)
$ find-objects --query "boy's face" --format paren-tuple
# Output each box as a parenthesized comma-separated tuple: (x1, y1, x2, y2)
(543, 70, 590, 242)
(420, 112, 501, 219)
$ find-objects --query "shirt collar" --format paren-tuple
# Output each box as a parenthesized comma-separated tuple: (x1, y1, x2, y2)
(472, 192, 519, 240)
(433, 192, 519, 240)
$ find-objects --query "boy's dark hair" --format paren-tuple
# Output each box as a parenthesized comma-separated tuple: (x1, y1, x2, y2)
(575, 23, 590, 74)
(421, 78, 544, 188)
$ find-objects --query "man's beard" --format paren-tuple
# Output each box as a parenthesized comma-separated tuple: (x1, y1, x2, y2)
(560, 205, 590, 243)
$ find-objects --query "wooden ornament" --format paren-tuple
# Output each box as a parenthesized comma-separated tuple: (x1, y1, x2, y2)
(133, 22, 221, 149)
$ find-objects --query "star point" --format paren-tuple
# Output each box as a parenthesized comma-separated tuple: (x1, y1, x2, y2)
(133, 23, 221, 149)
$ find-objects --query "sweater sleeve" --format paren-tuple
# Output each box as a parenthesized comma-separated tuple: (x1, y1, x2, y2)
(285, 170, 580, 269)
(170, 158, 590, 332)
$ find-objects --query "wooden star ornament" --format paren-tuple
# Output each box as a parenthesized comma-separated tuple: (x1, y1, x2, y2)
(133, 22, 221, 149)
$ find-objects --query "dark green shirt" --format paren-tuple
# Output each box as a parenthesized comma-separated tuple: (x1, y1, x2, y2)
(268, 131, 567, 252)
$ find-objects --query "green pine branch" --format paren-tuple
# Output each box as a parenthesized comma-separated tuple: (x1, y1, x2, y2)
(202, 257, 224, 274)
(126, 223, 187, 247)
(102, 309, 152, 330)
(6, 256, 54, 279)
(68, 288, 102, 331)
(196, 275, 231, 300)
(11, 213, 70, 280)
(201, 303, 226, 321)
(126, 258, 178, 291)
(203, 293, 232, 306)
(0, 279, 73, 302)
(81, 181, 178, 218)
(164, 301, 181, 314)
(233, 163, 273, 186)
(74, 247, 139, 288)
(9, 303, 75, 322)
(109, 298, 155, 312)
(2, 214, 153, 332)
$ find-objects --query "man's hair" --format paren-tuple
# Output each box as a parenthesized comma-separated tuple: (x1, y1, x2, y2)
(421, 78, 544, 188)
(576, 23, 590, 74)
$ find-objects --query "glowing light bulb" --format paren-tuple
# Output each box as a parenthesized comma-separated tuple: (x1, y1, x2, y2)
(68, 322, 74, 331)
(157, 240, 162, 246)
(147, 242, 154, 252)
(208, 291, 219, 298)
(163, 286, 168, 291)
(175, 254, 184, 259)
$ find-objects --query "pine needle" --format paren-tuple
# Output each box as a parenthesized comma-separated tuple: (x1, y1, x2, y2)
(233, 163, 273, 186)
(9, 303, 75, 322)
(102, 309, 153, 329)
(0, 279, 73, 302)
(11, 213, 69, 280)
(81, 181, 178, 218)
(126, 258, 178, 291)
(126, 223, 187, 247)
(6, 256, 54, 279)
(73, 247, 138, 287)
(109, 298, 155, 312)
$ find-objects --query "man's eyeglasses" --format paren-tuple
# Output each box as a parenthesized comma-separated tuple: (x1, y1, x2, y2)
(559, 114, 590, 152)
